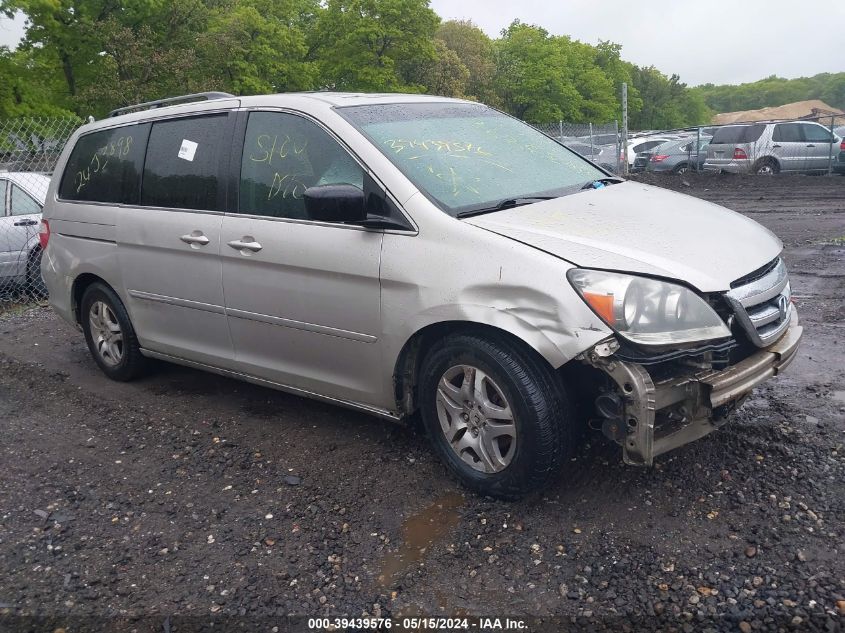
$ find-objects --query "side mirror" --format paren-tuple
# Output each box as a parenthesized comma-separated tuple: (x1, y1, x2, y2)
(303, 184, 366, 223)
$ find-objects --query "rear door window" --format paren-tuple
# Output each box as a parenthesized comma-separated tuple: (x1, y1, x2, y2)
(772, 124, 802, 143)
(0, 180, 6, 214)
(141, 115, 227, 211)
(711, 125, 765, 144)
(10, 185, 41, 215)
(58, 124, 150, 203)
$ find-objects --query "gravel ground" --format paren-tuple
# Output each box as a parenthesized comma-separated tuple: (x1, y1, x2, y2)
(1, 174, 843, 631)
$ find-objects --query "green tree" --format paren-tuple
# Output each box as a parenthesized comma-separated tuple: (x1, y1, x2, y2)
(630, 66, 710, 129)
(412, 39, 470, 98)
(435, 20, 497, 105)
(73, 17, 214, 118)
(199, 0, 319, 95)
(0, 47, 76, 117)
(493, 21, 583, 122)
(694, 73, 845, 113)
(310, 0, 440, 91)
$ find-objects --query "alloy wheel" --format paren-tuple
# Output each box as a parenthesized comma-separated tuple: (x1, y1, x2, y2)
(89, 301, 124, 366)
(435, 364, 517, 473)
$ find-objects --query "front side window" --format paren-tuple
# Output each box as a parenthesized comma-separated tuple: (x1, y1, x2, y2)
(801, 124, 834, 143)
(239, 112, 364, 220)
(58, 124, 149, 204)
(11, 185, 41, 215)
(141, 115, 226, 211)
(339, 103, 603, 216)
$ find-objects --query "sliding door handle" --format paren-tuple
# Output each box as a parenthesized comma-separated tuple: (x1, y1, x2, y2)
(227, 238, 262, 253)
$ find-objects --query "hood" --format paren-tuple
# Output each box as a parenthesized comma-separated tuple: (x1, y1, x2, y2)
(465, 181, 782, 292)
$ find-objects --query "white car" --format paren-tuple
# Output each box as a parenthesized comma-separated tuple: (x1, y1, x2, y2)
(0, 171, 49, 292)
(624, 136, 677, 169)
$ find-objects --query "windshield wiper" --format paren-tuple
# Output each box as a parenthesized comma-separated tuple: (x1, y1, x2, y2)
(456, 196, 557, 218)
(581, 177, 623, 190)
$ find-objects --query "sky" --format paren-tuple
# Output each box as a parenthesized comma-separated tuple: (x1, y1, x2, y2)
(2, 2, 844, 87)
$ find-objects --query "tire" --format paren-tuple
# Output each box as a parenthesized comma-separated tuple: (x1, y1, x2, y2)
(80, 282, 148, 381)
(673, 163, 689, 174)
(418, 333, 572, 500)
(754, 158, 779, 175)
(25, 248, 47, 299)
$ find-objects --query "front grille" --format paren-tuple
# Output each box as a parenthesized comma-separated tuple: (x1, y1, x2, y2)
(725, 258, 792, 348)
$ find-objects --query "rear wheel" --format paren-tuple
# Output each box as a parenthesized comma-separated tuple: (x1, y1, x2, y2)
(80, 282, 148, 381)
(754, 158, 780, 175)
(418, 333, 572, 499)
(673, 163, 689, 174)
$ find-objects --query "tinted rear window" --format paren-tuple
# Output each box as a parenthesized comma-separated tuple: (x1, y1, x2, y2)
(711, 125, 765, 144)
(58, 124, 150, 204)
(141, 115, 226, 211)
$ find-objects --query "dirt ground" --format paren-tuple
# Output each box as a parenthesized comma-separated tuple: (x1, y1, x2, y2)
(1, 174, 843, 631)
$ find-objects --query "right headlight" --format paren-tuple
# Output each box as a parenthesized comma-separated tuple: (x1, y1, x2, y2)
(567, 269, 731, 346)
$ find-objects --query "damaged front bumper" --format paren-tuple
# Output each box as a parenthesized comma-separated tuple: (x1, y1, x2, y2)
(581, 310, 803, 466)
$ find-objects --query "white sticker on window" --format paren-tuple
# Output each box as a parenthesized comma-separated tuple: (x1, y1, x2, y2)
(178, 139, 198, 162)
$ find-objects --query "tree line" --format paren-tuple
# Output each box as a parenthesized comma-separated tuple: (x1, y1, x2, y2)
(2, 0, 836, 129)
(693, 73, 845, 115)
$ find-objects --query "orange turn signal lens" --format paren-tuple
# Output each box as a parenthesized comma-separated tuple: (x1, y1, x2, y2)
(582, 291, 616, 325)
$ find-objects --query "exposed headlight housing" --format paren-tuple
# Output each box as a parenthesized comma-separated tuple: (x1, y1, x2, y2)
(567, 269, 731, 346)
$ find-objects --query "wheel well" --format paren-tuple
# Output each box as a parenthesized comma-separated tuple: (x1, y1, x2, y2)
(754, 156, 780, 170)
(71, 273, 107, 323)
(392, 321, 556, 417)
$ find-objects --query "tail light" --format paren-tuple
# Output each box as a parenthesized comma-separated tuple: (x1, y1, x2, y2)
(650, 154, 669, 163)
(733, 148, 748, 160)
(38, 219, 50, 249)
(840, 140, 845, 151)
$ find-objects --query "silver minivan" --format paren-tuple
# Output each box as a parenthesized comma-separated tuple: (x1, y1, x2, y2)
(41, 92, 802, 498)
(704, 121, 841, 174)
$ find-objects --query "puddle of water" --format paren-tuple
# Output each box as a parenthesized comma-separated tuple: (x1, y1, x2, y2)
(377, 492, 465, 588)
(832, 391, 845, 404)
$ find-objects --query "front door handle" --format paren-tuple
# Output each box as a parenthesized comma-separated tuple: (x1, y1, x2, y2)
(227, 238, 262, 253)
(13, 219, 38, 226)
(180, 232, 210, 247)
(772, 144, 781, 148)
(806, 144, 816, 148)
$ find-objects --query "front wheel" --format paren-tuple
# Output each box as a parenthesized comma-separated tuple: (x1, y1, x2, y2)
(80, 282, 148, 381)
(418, 333, 573, 499)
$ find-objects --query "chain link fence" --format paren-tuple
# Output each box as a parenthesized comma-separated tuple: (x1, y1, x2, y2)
(0, 117, 81, 306)
(531, 121, 623, 174)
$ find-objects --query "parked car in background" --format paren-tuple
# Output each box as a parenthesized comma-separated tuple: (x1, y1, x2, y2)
(704, 121, 841, 174)
(836, 135, 845, 175)
(634, 137, 711, 174)
(42, 92, 802, 499)
(624, 137, 675, 169)
(562, 141, 619, 173)
(0, 171, 49, 293)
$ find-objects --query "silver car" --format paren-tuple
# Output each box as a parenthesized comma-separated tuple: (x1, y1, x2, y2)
(704, 121, 841, 174)
(41, 92, 802, 498)
(0, 171, 49, 292)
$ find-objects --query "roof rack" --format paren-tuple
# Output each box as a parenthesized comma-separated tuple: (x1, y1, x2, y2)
(106, 92, 236, 118)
